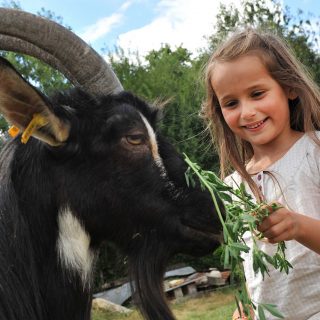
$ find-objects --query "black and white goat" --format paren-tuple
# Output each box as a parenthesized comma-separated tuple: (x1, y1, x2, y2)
(0, 8, 222, 320)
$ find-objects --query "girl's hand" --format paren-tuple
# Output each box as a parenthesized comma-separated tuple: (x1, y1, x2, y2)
(257, 205, 300, 243)
(232, 310, 250, 320)
(258, 206, 320, 254)
(232, 303, 255, 319)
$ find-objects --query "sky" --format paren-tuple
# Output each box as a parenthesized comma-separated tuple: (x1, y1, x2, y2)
(13, 0, 320, 59)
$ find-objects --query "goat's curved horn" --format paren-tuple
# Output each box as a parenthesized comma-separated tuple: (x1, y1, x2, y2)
(0, 8, 123, 96)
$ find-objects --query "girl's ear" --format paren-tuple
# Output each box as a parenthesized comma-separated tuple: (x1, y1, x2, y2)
(0, 57, 70, 146)
(287, 88, 298, 101)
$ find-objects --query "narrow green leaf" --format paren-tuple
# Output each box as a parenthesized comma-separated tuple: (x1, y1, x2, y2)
(234, 295, 241, 317)
(258, 305, 267, 320)
(185, 172, 190, 187)
(261, 304, 285, 318)
(230, 242, 250, 252)
(224, 246, 230, 267)
(265, 254, 275, 266)
(219, 192, 233, 203)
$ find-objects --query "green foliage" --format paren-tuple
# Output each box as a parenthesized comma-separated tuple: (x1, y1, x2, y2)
(209, 0, 320, 84)
(185, 154, 289, 319)
(0, 52, 71, 95)
(0, 1, 72, 96)
(1, 0, 20, 9)
(209, 0, 287, 49)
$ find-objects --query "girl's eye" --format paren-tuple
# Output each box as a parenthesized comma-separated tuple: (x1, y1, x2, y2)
(251, 91, 264, 98)
(126, 134, 145, 145)
(223, 100, 238, 108)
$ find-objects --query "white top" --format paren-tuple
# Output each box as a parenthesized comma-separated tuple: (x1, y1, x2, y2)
(225, 133, 320, 320)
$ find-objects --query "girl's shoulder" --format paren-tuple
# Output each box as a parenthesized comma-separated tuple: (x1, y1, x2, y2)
(314, 131, 320, 142)
(304, 131, 320, 165)
(270, 132, 320, 170)
(224, 131, 320, 187)
(273, 131, 320, 182)
(304, 131, 320, 154)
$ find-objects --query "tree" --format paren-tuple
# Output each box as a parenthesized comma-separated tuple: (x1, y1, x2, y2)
(208, 0, 320, 83)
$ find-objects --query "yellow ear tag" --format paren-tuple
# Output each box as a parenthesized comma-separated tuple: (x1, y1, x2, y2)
(21, 113, 49, 144)
(8, 126, 20, 138)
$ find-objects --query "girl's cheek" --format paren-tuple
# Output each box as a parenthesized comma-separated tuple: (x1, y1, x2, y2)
(222, 110, 238, 127)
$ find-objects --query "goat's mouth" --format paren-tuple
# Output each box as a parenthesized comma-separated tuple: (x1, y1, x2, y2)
(184, 225, 223, 242)
(177, 224, 223, 255)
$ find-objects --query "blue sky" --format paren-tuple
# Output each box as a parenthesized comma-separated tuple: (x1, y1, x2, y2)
(15, 0, 320, 58)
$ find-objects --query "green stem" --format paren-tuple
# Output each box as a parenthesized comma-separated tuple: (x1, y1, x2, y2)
(184, 155, 230, 239)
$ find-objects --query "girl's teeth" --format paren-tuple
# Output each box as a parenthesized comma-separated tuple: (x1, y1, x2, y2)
(247, 120, 264, 129)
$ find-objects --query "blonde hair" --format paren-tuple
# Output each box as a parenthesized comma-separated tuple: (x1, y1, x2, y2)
(202, 27, 320, 199)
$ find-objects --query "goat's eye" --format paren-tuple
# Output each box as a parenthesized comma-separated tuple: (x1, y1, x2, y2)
(126, 134, 145, 145)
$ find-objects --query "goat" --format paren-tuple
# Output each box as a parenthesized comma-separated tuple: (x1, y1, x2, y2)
(0, 8, 223, 320)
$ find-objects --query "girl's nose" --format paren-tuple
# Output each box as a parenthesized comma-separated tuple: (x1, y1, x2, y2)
(241, 103, 257, 119)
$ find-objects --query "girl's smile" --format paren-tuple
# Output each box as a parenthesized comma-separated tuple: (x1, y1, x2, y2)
(243, 117, 268, 131)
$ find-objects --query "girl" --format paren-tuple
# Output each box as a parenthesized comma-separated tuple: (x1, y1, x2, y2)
(202, 28, 320, 320)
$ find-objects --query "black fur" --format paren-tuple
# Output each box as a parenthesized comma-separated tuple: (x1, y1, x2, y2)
(0, 64, 222, 320)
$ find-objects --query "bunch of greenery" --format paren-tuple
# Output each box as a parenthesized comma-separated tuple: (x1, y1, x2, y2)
(184, 154, 292, 320)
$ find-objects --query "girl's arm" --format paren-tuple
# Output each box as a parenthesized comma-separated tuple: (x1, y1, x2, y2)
(258, 207, 320, 254)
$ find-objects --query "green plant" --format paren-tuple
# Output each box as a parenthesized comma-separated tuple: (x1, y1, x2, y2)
(184, 154, 292, 319)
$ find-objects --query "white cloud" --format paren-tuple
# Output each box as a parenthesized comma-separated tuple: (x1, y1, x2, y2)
(120, 0, 135, 11)
(114, 0, 284, 59)
(115, 0, 237, 57)
(80, 1, 135, 43)
(81, 13, 123, 43)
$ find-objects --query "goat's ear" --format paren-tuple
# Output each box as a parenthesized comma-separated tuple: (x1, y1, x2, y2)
(0, 57, 70, 146)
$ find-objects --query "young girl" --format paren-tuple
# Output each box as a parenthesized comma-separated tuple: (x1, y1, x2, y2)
(202, 28, 320, 320)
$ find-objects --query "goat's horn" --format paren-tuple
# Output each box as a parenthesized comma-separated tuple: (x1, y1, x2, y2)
(0, 8, 123, 96)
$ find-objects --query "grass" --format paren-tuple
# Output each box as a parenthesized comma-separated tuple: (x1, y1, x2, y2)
(92, 287, 236, 320)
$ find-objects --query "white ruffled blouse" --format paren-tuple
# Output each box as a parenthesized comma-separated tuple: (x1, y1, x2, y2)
(226, 132, 320, 320)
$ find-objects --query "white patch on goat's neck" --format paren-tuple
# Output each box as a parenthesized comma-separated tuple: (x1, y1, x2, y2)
(140, 113, 166, 177)
(57, 208, 95, 287)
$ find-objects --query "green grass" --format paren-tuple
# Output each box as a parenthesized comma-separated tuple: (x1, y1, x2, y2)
(92, 287, 236, 320)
